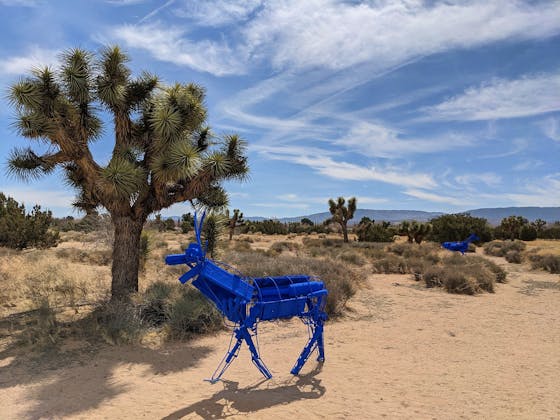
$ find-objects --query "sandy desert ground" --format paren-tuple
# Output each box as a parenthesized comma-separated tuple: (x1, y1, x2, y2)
(0, 247, 559, 419)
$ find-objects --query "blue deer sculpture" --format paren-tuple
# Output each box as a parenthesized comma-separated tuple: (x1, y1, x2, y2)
(441, 233, 480, 255)
(165, 213, 328, 383)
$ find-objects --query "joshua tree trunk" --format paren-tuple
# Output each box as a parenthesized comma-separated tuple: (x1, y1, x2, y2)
(111, 216, 145, 300)
(342, 223, 349, 243)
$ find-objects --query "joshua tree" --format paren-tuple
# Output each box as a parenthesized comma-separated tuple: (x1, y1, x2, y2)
(500, 216, 528, 241)
(180, 212, 194, 233)
(226, 208, 244, 240)
(328, 197, 356, 243)
(6, 47, 248, 300)
(300, 217, 314, 227)
(398, 220, 431, 244)
(532, 218, 546, 234)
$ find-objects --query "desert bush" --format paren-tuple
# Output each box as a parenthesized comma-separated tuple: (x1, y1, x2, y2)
(430, 213, 492, 243)
(423, 266, 445, 288)
(19, 263, 87, 348)
(233, 241, 252, 252)
(528, 254, 560, 274)
(519, 225, 538, 241)
(505, 250, 523, 264)
(165, 286, 223, 339)
(93, 300, 143, 345)
(225, 251, 358, 317)
(337, 250, 367, 266)
(479, 258, 507, 283)
(0, 193, 59, 249)
(443, 271, 480, 295)
(56, 248, 112, 265)
(141, 281, 174, 326)
(269, 241, 301, 254)
(483, 240, 526, 257)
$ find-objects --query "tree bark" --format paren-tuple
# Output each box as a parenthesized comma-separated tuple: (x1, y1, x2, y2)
(110, 215, 145, 300)
(342, 223, 349, 243)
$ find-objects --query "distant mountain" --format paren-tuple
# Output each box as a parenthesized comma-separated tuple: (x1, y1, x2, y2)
(248, 209, 444, 225)
(171, 207, 560, 225)
(246, 207, 560, 225)
(464, 207, 560, 225)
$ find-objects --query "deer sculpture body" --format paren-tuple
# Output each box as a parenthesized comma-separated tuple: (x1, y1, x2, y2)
(441, 233, 480, 255)
(165, 213, 328, 383)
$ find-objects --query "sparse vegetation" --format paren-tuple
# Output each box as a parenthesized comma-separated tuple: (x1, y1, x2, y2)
(484, 240, 526, 257)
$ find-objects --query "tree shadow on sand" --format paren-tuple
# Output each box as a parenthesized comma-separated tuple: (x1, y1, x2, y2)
(163, 364, 326, 419)
(0, 312, 214, 419)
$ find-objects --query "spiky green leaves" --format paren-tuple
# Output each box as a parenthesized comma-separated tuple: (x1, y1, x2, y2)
(61, 48, 92, 105)
(7, 148, 55, 180)
(101, 156, 145, 199)
(151, 142, 202, 183)
(328, 197, 357, 223)
(97, 46, 130, 110)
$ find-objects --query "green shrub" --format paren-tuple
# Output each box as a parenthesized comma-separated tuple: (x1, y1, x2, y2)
(0, 193, 59, 249)
(430, 213, 492, 243)
(93, 300, 143, 345)
(166, 286, 222, 339)
(519, 225, 538, 241)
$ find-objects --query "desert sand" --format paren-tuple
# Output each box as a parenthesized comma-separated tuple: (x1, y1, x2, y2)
(1, 252, 559, 419)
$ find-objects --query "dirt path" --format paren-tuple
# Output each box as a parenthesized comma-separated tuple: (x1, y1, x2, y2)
(1, 256, 559, 419)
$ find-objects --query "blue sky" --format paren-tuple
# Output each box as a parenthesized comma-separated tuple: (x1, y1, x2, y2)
(0, 0, 559, 218)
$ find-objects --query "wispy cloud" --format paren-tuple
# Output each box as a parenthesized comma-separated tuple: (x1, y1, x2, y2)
(539, 117, 560, 142)
(335, 121, 474, 158)
(262, 146, 437, 190)
(174, 0, 262, 26)
(0, 47, 59, 76)
(423, 73, 560, 121)
(454, 172, 502, 188)
(513, 160, 545, 171)
(404, 189, 471, 207)
(111, 23, 246, 76)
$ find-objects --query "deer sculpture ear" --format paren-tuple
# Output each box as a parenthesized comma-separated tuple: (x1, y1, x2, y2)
(193, 211, 207, 256)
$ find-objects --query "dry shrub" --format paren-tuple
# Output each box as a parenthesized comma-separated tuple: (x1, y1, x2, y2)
(337, 250, 367, 266)
(302, 237, 345, 248)
(92, 300, 143, 345)
(528, 254, 560, 274)
(423, 266, 445, 288)
(505, 250, 523, 264)
(233, 241, 252, 252)
(484, 240, 526, 257)
(225, 251, 358, 317)
(269, 241, 301, 254)
(56, 248, 112, 266)
(19, 263, 87, 348)
(165, 286, 223, 339)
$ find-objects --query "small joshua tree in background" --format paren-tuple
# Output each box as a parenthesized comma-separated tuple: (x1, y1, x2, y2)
(227, 209, 244, 240)
(500, 216, 528, 241)
(328, 197, 356, 243)
(180, 212, 194, 233)
(202, 213, 227, 258)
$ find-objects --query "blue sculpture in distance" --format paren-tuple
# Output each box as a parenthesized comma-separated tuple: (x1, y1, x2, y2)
(165, 213, 328, 383)
(441, 233, 480, 254)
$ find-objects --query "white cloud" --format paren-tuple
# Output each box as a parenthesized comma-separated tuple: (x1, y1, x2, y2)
(513, 160, 544, 171)
(454, 172, 502, 188)
(0, 0, 39, 6)
(241, 0, 560, 72)
(111, 23, 246, 76)
(404, 189, 471, 207)
(423, 73, 560, 121)
(261, 146, 437, 190)
(539, 117, 560, 142)
(110, 1, 560, 76)
(335, 121, 473, 158)
(2, 187, 75, 210)
(479, 174, 560, 207)
(0, 47, 60, 76)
